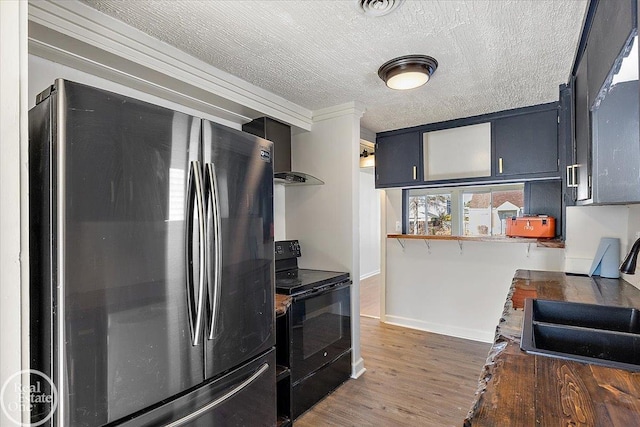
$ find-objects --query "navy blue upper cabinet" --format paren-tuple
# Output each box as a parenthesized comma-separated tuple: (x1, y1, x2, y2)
(493, 107, 559, 178)
(374, 103, 562, 189)
(569, 0, 639, 205)
(375, 131, 421, 188)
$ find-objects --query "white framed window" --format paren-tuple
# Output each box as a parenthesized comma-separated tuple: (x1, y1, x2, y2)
(407, 183, 524, 236)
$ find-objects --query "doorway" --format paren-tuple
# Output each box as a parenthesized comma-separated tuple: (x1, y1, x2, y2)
(358, 144, 381, 318)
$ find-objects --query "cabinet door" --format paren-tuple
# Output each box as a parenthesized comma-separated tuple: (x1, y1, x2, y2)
(375, 131, 421, 187)
(559, 84, 575, 207)
(423, 123, 491, 181)
(202, 122, 275, 378)
(57, 81, 205, 426)
(592, 74, 640, 204)
(493, 109, 558, 177)
(587, 0, 635, 103)
(574, 52, 592, 201)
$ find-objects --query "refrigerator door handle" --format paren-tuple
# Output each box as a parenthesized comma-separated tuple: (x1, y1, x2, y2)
(186, 160, 206, 346)
(163, 363, 270, 427)
(205, 162, 222, 340)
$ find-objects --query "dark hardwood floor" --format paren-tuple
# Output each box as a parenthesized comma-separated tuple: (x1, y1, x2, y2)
(295, 317, 491, 426)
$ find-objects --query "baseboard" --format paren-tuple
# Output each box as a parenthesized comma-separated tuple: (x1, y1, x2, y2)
(360, 314, 380, 319)
(351, 356, 366, 379)
(360, 270, 380, 281)
(384, 315, 493, 343)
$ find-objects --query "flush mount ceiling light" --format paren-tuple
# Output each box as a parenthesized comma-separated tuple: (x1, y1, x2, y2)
(378, 55, 438, 90)
(356, 0, 404, 17)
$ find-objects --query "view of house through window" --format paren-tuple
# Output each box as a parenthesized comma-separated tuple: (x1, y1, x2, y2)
(407, 184, 524, 236)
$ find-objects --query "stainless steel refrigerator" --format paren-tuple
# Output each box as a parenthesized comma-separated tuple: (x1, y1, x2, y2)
(29, 79, 276, 426)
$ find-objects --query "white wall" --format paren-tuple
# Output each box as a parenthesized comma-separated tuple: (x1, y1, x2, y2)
(287, 104, 365, 377)
(1, 1, 28, 424)
(274, 185, 286, 241)
(564, 205, 630, 274)
(359, 168, 380, 279)
(383, 189, 564, 343)
(623, 204, 640, 289)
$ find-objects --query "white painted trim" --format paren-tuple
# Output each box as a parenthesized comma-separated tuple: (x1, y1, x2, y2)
(1, 1, 28, 424)
(28, 37, 253, 125)
(379, 190, 387, 321)
(349, 112, 366, 385)
(360, 314, 380, 320)
(384, 315, 494, 344)
(359, 270, 380, 281)
(28, 0, 314, 130)
(313, 101, 365, 122)
(20, 3, 31, 421)
(351, 357, 366, 379)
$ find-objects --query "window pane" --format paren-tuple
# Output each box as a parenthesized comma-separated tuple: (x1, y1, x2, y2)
(492, 189, 524, 235)
(463, 192, 491, 236)
(408, 195, 426, 234)
(426, 194, 451, 235)
(406, 184, 524, 237)
(463, 188, 524, 236)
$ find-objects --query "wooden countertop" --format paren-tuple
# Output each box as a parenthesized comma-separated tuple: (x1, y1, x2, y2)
(275, 293, 292, 317)
(465, 270, 640, 426)
(387, 234, 565, 248)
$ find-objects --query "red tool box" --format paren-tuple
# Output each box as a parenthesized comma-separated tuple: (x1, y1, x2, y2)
(506, 215, 555, 238)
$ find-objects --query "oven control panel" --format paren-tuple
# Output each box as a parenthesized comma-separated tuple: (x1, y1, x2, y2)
(275, 240, 301, 260)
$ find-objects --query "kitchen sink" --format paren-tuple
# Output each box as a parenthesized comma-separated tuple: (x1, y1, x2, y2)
(521, 299, 640, 371)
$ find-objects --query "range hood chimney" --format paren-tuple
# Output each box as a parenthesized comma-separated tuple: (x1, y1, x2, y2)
(242, 117, 324, 185)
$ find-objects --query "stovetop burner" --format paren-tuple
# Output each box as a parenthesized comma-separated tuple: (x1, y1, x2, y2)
(274, 240, 350, 295)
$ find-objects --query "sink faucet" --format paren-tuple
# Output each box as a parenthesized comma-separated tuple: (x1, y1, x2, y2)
(620, 237, 640, 274)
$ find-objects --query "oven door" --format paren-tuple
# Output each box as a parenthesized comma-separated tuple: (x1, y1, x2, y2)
(290, 282, 351, 384)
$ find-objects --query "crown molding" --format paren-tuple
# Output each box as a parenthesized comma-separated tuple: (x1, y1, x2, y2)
(312, 101, 366, 123)
(28, 0, 313, 130)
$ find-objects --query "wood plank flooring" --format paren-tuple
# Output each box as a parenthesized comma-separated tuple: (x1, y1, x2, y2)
(295, 317, 491, 427)
(359, 274, 380, 318)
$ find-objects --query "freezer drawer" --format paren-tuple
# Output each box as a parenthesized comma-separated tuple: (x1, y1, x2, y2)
(116, 349, 276, 427)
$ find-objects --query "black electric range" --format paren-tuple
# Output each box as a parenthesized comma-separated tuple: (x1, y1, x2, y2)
(274, 240, 350, 295)
(274, 240, 352, 419)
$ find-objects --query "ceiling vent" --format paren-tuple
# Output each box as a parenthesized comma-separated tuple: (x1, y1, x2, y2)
(356, 0, 404, 17)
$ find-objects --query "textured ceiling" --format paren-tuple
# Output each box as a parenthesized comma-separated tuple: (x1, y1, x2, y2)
(81, 0, 588, 133)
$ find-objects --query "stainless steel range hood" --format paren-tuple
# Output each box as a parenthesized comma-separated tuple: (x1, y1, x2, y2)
(243, 117, 324, 185)
(274, 171, 324, 185)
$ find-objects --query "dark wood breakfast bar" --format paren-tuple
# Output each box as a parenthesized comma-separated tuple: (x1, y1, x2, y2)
(465, 270, 640, 426)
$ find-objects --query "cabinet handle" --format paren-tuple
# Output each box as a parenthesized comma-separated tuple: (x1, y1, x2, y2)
(565, 164, 579, 188)
(498, 157, 503, 174)
(412, 165, 417, 180)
